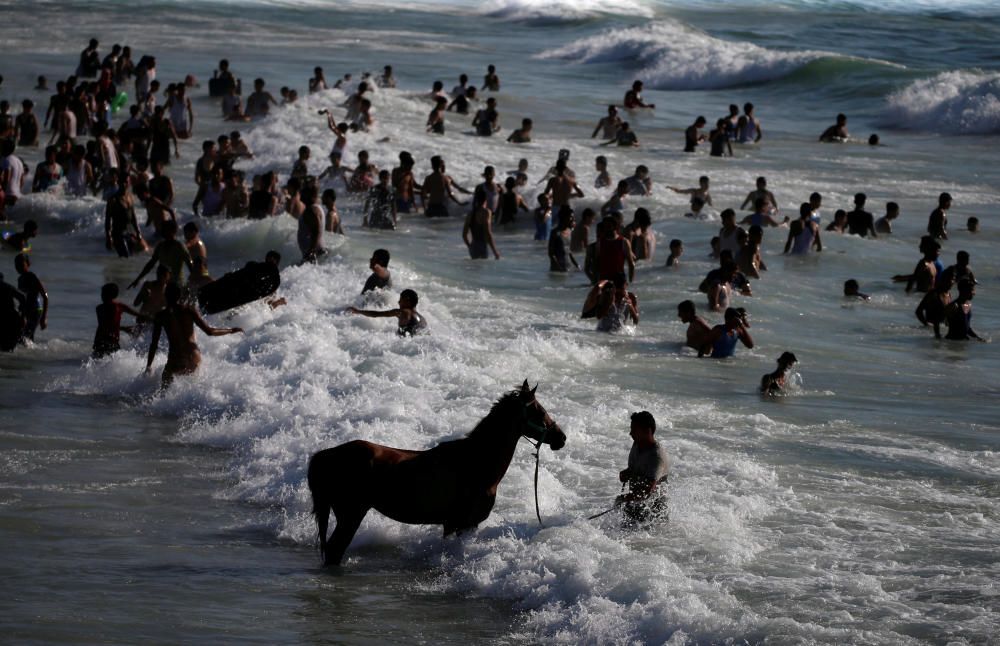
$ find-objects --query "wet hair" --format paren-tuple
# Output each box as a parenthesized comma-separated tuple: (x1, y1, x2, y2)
(431, 155, 443, 171)
(967, 217, 978, 231)
(809, 192, 821, 203)
(298, 145, 310, 156)
(581, 207, 596, 222)
(778, 352, 797, 366)
(836, 113, 847, 123)
(373, 248, 390, 267)
(678, 299, 695, 315)
(800, 202, 812, 218)
(956, 250, 970, 263)
(634, 208, 651, 228)
(670, 238, 682, 249)
(301, 184, 318, 204)
(868, 134, 879, 145)
(596, 155, 607, 166)
(322, 188, 336, 203)
(202, 140, 215, 152)
(505, 176, 516, 189)
(695, 116, 706, 126)
(101, 282, 120, 302)
(699, 175, 709, 184)
(720, 208, 736, 221)
(834, 209, 847, 221)
(14, 253, 30, 271)
(631, 411, 656, 433)
(939, 192, 952, 204)
(744, 102, 754, 114)
(886, 201, 899, 215)
(265, 250, 282, 265)
(183, 221, 199, 235)
(400, 289, 418, 306)
(854, 193, 866, 205)
(844, 279, 859, 293)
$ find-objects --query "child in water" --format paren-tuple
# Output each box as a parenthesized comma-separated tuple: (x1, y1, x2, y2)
(348, 289, 427, 337)
(93, 283, 145, 358)
(760, 352, 797, 395)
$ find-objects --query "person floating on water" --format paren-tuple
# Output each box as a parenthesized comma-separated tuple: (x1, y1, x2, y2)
(348, 288, 427, 337)
(614, 411, 668, 526)
(760, 352, 797, 395)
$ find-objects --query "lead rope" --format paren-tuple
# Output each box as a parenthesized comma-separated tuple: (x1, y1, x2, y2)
(523, 403, 549, 527)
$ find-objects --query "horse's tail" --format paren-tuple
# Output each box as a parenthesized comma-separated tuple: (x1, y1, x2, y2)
(307, 449, 332, 563)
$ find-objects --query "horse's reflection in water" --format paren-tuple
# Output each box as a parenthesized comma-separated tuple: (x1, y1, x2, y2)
(308, 381, 566, 566)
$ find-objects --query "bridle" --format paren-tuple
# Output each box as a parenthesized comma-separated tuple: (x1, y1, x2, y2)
(520, 398, 556, 527)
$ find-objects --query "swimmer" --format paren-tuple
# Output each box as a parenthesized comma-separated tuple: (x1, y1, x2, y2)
(625, 165, 652, 196)
(533, 194, 552, 241)
(472, 97, 500, 136)
(246, 78, 278, 118)
(348, 288, 427, 337)
(708, 118, 732, 157)
(819, 113, 849, 142)
(602, 122, 639, 147)
(291, 145, 311, 180)
(843, 279, 870, 301)
(483, 65, 500, 92)
(506, 118, 533, 143)
(760, 352, 797, 395)
(14, 253, 48, 343)
(826, 209, 848, 233)
(623, 80, 654, 110)
(146, 282, 243, 389)
(363, 170, 396, 230)
(581, 274, 638, 333)
(594, 156, 611, 189)
(0, 270, 26, 352)
(703, 307, 754, 358)
(624, 208, 655, 262)
(129, 219, 193, 288)
(322, 189, 343, 234)
(738, 103, 762, 143)
(784, 203, 822, 254)
(893, 237, 940, 293)
(684, 116, 707, 152)
(592, 105, 622, 140)
(614, 411, 668, 527)
(943, 280, 983, 342)
(927, 192, 951, 240)
(916, 276, 954, 339)
(544, 159, 584, 214)
(666, 239, 683, 267)
(92, 283, 145, 358)
(847, 193, 877, 238)
(548, 207, 579, 272)
(362, 248, 392, 294)
(741, 197, 787, 227)
(298, 184, 325, 263)
(669, 176, 712, 207)
(685, 197, 709, 220)
(677, 300, 711, 352)
(868, 134, 880, 146)
(421, 156, 471, 218)
(498, 176, 528, 224)
(740, 177, 777, 213)
(875, 202, 900, 234)
(939, 251, 976, 288)
(463, 193, 501, 260)
(426, 97, 447, 134)
(570, 208, 597, 254)
(967, 216, 979, 233)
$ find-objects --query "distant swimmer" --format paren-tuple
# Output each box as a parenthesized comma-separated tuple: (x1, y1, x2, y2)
(684, 116, 707, 152)
(92, 282, 145, 359)
(462, 193, 501, 260)
(939, 251, 976, 289)
(740, 176, 777, 213)
(669, 175, 712, 208)
(570, 208, 597, 254)
(614, 411, 668, 527)
(704, 307, 754, 358)
(738, 102, 762, 143)
(581, 274, 638, 333)
(784, 203, 822, 254)
(666, 239, 683, 267)
(741, 197, 788, 228)
(472, 97, 500, 136)
(623, 80, 654, 110)
(846, 193, 877, 238)
(843, 279, 870, 301)
(421, 156, 471, 218)
(825, 209, 848, 233)
(819, 113, 849, 142)
(916, 275, 954, 339)
(967, 217, 979, 233)
(2, 219, 38, 252)
(548, 207, 579, 272)
(875, 201, 900, 235)
(760, 352, 797, 395)
(944, 280, 984, 342)
(592, 105, 623, 140)
(927, 192, 951, 240)
(146, 282, 244, 389)
(533, 194, 552, 241)
(392, 152, 422, 215)
(708, 118, 733, 157)
(601, 122, 639, 147)
(14, 253, 48, 343)
(129, 219, 193, 289)
(362, 248, 392, 294)
(348, 288, 427, 337)
(677, 299, 711, 353)
(594, 155, 611, 189)
(543, 158, 584, 215)
(246, 78, 278, 118)
(483, 64, 500, 92)
(298, 184, 325, 263)
(624, 165, 652, 196)
(363, 170, 397, 230)
(507, 118, 533, 143)
(624, 208, 655, 262)
(893, 236, 940, 293)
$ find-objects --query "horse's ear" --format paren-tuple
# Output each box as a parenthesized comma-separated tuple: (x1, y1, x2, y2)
(521, 379, 530, 392)
(531, 384, 538, 395)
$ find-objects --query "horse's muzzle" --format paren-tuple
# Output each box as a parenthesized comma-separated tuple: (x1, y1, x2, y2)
(546, 426, 566, 451)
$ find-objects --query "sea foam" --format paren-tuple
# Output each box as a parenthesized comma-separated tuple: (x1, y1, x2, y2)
(539, 21, 837, 90)
(882, 70, 1000, 134)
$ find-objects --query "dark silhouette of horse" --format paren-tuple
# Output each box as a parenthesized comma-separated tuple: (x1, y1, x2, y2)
(308, 380, 566, 566)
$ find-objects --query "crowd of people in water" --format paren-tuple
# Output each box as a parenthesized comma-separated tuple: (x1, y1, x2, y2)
(0, 39, 986, 520)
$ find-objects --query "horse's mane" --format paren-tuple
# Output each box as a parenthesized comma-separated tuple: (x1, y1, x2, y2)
(465, 390, 523, 441)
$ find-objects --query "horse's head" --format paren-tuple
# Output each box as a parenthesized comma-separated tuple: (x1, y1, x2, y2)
(518, 380, 566, 451)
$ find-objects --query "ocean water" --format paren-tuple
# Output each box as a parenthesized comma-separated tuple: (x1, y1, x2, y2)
(1, 0, 999, 643)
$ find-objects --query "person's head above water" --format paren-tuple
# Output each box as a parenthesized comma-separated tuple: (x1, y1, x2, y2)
(371, 248, 390, 268)
(399, 288, 418, 308)
(777, 351, 797, 369)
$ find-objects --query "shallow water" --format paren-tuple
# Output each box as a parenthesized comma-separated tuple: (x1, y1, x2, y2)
(1, 0, 999, 643)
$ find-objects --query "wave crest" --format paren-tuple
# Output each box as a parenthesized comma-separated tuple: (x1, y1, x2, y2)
(539, 21, 837, 90)
(883, 70, 1000, 134)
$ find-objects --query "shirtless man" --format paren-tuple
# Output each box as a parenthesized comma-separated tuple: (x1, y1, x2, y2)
(614, 411, 668, 527)
(391, 152, 422, 214)
(669, 176, 711, 207)
(544, 159, 584, 215)
(349, 289, 427, 336)
(684, 117, 706, 152)
(760, 352, 797, 395)
(819, 113, 849, 142)
(130, 220, 192, 288)
(146, 159, 176, 236)
(916, 276, 954, 339)
(927, 192, 951, 240)
(740, 177, 777, 213)
(677, 300, 711, 353)
(246, 78, 278, 118)
(421, 156, 471, 218)
(146, 282, 243, 388)
(875, 202, 900, 235)
(134, 264, 171, 323)
(463, 195, 501, 260)
(623, 81, 654, 110)
(944, 280, 983, 341)
(581, 274, 639, 333)
(894, 237, 940, 293)
(591, 105, 622, 139)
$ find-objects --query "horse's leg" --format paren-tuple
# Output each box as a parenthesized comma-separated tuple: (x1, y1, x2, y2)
(325, 506, 369, 566)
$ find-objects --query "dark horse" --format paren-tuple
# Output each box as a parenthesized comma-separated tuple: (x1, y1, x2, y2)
(308, 381, 566, 566)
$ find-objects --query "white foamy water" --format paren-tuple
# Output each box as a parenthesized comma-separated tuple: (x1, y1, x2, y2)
(883, 70, 1000, 134)
(3, 1, 999, 643)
